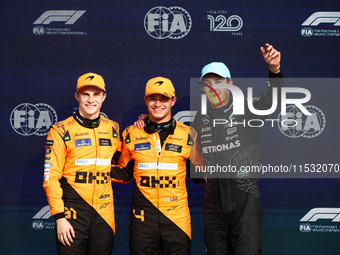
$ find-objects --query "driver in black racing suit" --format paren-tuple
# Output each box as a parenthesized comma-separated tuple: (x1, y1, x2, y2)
(193, 43, 284, 255)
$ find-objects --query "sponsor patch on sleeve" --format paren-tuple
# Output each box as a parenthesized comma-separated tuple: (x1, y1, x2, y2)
(45, 147, 51, 155)
(44, 162, 51, 168)
(134, 142, 151, 151)
(46, 140, 54, 146)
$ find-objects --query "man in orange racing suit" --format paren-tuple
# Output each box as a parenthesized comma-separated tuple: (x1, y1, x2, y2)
(110, 77, 204, 255)
(43, 73, 121, 255)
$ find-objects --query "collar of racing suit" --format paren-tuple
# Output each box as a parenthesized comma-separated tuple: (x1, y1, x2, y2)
(143, 117, 176, 135)
(73, 110, 101, 128)
(144, 117, 176, 147)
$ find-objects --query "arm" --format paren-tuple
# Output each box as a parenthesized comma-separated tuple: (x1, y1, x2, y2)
(56, 218, 75, 246)
(186, 159, 205, 185)
(111, 150, 134, 182)
(134, 114, 148, 129)
(251, 43, 284, 117)
(110, 128, 134, 182)
(261, 43, 281, 74)
(43, 126, 66, 217)
(110, 159, 135, 182)
(43, 126, 75, 246)
(187, 127, 205, 184)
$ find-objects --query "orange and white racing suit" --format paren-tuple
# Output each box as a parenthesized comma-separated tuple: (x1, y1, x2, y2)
(43, 111, 121, 255)
(111, 118, 203, 255)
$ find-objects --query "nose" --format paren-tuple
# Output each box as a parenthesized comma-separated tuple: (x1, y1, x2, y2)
(87, 95, 95, 103)
(204, 84, 217, 95)
(154, 99, 162, 107)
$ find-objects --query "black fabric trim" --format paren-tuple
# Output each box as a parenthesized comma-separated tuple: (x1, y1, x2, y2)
(73, 111, 101, 128)
(53, 212, 65, 220)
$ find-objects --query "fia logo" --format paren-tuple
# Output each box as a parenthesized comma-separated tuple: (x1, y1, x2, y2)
(144, 6, 192, 39)
(32, 26, 46, 35)
(32, 221, 45, 230)
(299, 223, 312, 233)
(277, 105, 326, 138)
(10, 103, 58, 136)
(301, 27, 313, 37)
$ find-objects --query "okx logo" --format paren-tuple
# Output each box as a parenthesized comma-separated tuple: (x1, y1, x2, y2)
(10, 103, 58, 136)
(144, 6, 192, 39)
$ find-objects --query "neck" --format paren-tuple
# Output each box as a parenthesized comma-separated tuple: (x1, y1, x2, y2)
(148, 115, 172, 124)
(74, 111, 100, 129)
(78, 109, 100, 120)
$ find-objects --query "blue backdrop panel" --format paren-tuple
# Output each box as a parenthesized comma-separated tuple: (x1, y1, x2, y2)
(1, 0, 339, 254)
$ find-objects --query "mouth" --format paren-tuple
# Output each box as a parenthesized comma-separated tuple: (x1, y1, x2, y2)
(152, 108, 164, 113)
(85, 104, 97, 109)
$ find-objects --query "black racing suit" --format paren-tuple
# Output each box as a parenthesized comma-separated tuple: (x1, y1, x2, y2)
(193, 71, 284, 255)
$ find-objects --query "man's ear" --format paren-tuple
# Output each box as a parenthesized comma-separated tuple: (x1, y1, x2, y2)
(74, 92, 79, 102)
(102, 92, 107, 102)
(228, 79, 233, 85)
(171, 97, 177, 107)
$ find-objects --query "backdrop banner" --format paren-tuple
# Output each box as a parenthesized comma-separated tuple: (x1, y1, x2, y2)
(1, 1, 339, 254)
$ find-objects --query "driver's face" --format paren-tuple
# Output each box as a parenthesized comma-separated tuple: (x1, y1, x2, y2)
(201, 73, 232, 109)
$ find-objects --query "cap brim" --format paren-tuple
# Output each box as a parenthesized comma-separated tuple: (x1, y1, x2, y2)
(200, 72, 226, 81)
(77, 84, 106, 92)
(145, 92, 172, 98)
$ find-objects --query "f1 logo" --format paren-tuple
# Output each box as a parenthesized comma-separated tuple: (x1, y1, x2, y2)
(302, 12, 340, 26)
(300, 208, 340, 222)
(33, 10, 86, 25)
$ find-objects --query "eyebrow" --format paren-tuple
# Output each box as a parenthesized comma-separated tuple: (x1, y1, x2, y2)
(148, 96, 169, 100)
(201, 78, 225, 83)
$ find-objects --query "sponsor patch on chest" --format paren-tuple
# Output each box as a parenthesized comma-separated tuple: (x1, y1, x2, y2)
(99, 138, 112, 146)
(134, 142, 151, 151)
(75, 138, 92, 147)
(165, 143, 182, 153)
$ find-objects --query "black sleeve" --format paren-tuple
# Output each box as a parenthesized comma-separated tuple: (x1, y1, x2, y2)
(186, 159, 205, 185)
(54, 212, 65, 220)
(112, 151, 121, 165)
(110, 159, 135, 182)
(250, 70, 284, 119)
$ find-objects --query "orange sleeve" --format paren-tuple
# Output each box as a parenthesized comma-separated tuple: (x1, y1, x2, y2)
(43, 126, 66, 216)
(110, 127, 134, 183)
(118, 127, 132, 168)
(189, 127, 204, 170)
